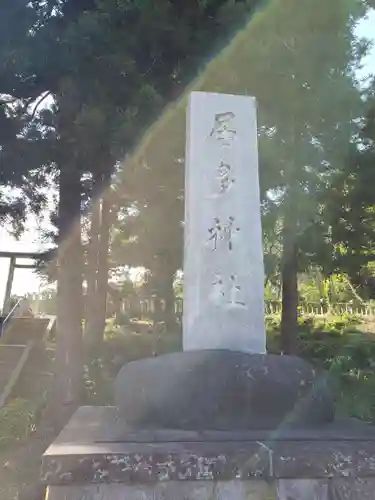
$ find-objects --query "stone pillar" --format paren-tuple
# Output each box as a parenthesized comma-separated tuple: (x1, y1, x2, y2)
(183, 92, 266, 354)
(3, 256, 15, 315)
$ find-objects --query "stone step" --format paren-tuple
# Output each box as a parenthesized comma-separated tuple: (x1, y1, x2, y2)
(1, 317, 50, 344)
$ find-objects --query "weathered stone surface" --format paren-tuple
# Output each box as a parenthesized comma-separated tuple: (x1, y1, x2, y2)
(45, 406, 375, 444)
(47, 481, 375, 500)
(42, 439, 375, 485)
(114, 350, 334, 430)
(330, 479, 375, 500)
(45, 482, 277, 500)
(277, 480, 328, 500)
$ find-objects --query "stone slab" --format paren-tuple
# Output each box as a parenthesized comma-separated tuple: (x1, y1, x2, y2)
(277, 479, 328, 499)
(183, 92, 266, 354)
(1, 317, 50, 344)
(45, 480, 375, 500)
(330, 479, 375, 499)
(45, 482, 278, 500)
(42, 407, 375, 485)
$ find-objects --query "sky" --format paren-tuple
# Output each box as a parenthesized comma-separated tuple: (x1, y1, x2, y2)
(1, 8, 375, 308)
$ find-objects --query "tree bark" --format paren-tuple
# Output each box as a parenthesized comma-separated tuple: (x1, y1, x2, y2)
(54, 164, 83, 426)
(84, 197, 100, 341)
(162, 271, 176, 332)
(155, 257, 177, 332)
(92, 190, 111, 345)
(280, 222, 299, 355)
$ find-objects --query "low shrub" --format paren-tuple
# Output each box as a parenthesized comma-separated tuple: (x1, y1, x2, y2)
(83, 326, 183, 405)
(84, 357, 113, 405)
(265, 314, 375, 422)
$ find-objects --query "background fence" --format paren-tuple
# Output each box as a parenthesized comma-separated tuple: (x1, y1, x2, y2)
(28, 291, 375, 320)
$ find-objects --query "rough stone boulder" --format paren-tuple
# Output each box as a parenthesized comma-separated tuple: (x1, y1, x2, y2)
(115, 350, 334, 430)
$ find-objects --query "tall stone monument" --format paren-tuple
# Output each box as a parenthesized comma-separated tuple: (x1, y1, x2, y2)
(112, 92, 332, 431)
(42, 93, 375, 500)
(183, 92, 266, 354)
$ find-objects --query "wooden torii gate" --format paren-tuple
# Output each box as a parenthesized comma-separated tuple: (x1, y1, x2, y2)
(0, 250, 51, 315)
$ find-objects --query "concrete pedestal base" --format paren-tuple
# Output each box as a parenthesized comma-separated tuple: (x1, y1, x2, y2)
(42, 407, 375, 499)
(45, 481, 319, 500)
(46, 479, 375, 500)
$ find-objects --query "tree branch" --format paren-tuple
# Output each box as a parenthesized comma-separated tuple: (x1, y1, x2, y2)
(28, 91, 52, 121)
(345, 276, 365, 303)
(0, 98, 17, 107)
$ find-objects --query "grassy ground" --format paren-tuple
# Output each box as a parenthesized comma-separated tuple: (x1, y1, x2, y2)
(0, 344, 56, 500)
(1, 314, 375, 499)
